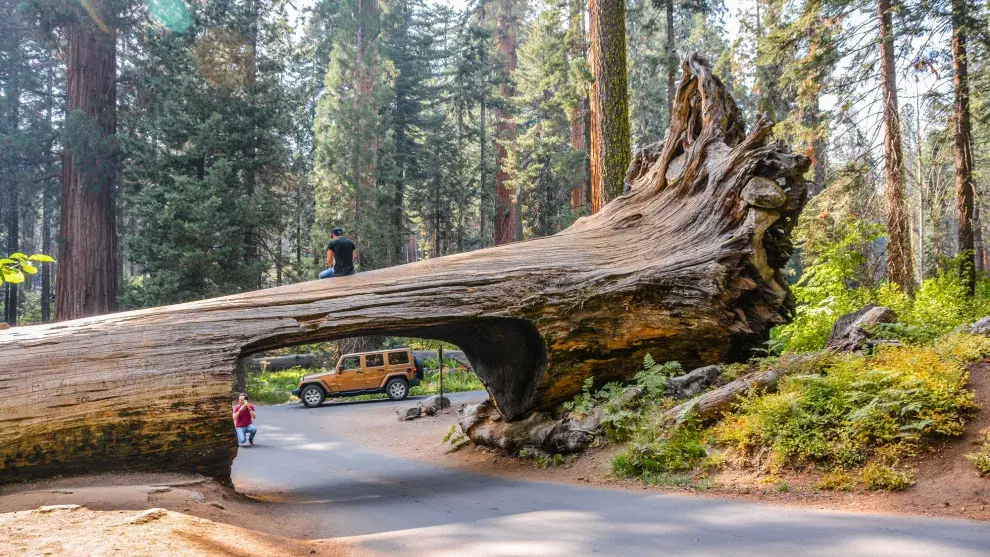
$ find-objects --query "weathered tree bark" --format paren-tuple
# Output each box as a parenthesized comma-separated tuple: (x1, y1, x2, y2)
(952, 0, 975, 293)
(588, 0, 631, 214)
(0, 55, 807, 484)
(56, 13, 119, 321)
(877, 0, 913, 294)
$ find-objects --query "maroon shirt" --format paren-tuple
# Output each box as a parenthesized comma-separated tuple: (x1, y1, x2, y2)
(233, 403, 255, 427)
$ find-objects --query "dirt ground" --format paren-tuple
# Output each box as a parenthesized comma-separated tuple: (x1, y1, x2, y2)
(0, 474, 364, 557)
(343, 364, 990, 523)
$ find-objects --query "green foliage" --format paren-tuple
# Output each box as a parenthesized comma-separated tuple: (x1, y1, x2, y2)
(635, 355, 683, 400)
(613, 423, 707, 479)
(246, 368, 308, 405)
(859, 463, 914, 491)
(815, 470, 854, 491)
(518, 448, 567, 469)
(442, 425, 467, 447)
(412, 370, 485, 395)
(965, 429, 990, 476)
(775, 211, 990, 354)
(0, 253, 53, 287)
(713, 340, 981, 472)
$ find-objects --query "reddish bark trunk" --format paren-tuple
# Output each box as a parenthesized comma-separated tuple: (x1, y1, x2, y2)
(55, 16, 119, 321)
(494, 0, 518, 244)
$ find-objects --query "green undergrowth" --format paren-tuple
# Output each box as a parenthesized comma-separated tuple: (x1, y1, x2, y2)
(246, 367, 485, 404)
(573, 332, 990, 491)
(966, 429, 990, 476)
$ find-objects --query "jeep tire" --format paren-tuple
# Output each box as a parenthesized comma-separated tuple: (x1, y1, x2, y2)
(300, 384, 326, 408)
(385, 378, 409, 401)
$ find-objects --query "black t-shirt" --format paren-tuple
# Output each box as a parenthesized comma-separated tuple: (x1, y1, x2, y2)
(327, 237, 356, 275)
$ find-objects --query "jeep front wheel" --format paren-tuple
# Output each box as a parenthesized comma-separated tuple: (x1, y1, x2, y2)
(300, 385, 326, 408)
(385, 378, 409, 401)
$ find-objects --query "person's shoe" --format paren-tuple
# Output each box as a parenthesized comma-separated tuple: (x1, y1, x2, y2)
(249, 441, 255, 446)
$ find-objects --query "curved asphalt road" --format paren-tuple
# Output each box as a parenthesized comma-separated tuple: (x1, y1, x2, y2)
(232, 392, 990, 557)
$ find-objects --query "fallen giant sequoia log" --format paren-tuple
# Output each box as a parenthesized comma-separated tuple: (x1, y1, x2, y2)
(0, 55, 807, 483)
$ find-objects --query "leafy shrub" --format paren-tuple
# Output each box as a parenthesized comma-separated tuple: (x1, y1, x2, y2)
(519, 448, 566, 469)
(860, 463, 914, 491)
(636, 356, 683, 399)
(816, 470, 854, 491)
(712, 342, 978, 470)
(965, 429, 990, 476)
(613, 423, 707, 478)
(246, 368, 307, 404)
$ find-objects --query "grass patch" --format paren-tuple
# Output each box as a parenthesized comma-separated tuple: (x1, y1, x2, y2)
(518, 448, 568, 469)
(860, 463, 915, 491)
(712, 337, 984, 472)
(246, 368, 307, 404)
(816, 469, 854, 491)
(603, 333, 988, 490)
(965, 429, 990, 476)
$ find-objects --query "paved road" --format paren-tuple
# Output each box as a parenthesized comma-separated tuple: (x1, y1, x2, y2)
(232, 392, 990, 557)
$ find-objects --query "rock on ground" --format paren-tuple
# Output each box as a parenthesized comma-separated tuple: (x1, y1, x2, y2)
(458, 399, 599, 454)
(422, 395, 451, 411)
(395, 406, 422, 421)
(826, 305, 897, 352)
(666, 365, 723, 399)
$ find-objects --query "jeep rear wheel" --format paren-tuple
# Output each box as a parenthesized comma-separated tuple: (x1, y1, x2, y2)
(385, 378, 409, 401)
(300, 385, 326, 408)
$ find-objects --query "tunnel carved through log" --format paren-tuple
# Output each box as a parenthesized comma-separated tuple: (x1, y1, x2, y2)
(0, 54, 808, 484)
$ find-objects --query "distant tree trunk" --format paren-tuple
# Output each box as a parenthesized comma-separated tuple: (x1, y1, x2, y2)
(494, 0, 518, 244)
(665, 0, 675, 119)
(55, 15, 119, 321)
(6, 186, 19, 327)
(952, 0, 975, 293)
(974, 202, 984, 272)
(568, 0, 589, 210)
(244, 0, 260, 287)
(877, 0, 913, 293)
(588, 0, 631, 214)
(4, 19, 20, 327)
(41, 54, 55, 324)
(4, 73, 19, 327)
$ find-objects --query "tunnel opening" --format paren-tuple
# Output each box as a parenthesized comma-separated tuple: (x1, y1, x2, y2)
(234, 317, 548, 421)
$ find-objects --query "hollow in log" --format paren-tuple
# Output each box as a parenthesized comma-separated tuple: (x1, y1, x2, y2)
(0, 54, 808, 484)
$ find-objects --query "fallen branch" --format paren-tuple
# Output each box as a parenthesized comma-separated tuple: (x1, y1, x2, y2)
(661, 353, 826, 426)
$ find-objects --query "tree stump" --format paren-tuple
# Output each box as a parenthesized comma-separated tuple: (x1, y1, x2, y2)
(0, 54, 808, 484)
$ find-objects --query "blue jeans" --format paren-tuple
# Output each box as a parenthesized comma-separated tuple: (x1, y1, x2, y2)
(236, 424, 257, 444)
(319, 267, 336, 279)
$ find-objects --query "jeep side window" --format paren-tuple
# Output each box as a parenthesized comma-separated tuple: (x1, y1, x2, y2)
(387, 351, 409, 365)
(339, 356, 360, 371)
(365, 353, 384, 367)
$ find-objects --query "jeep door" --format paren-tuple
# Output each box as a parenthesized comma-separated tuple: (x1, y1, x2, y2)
(386, 350, 412, 379)
(363, 353, 387, 388)
(336, 355, 363, 391)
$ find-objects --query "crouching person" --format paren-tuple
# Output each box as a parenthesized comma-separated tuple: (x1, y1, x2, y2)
(233, 393, 257, 447)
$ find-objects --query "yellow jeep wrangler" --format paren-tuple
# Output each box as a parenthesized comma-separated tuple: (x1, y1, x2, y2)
(292, 348, 424, 408)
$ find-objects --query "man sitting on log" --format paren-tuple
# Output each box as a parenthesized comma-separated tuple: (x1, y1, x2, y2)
(319, 227, 357, 279)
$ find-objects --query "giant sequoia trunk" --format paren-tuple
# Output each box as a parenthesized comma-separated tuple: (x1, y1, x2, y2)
(0, 55, 808, 484)
(56, 15, 119, 321)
